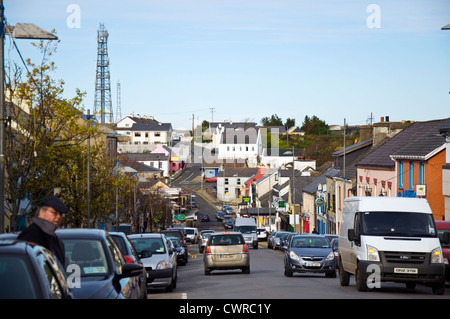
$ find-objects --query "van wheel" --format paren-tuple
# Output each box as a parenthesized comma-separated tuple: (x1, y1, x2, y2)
(355, 265, 368, 292)
(338, 259, 350, 286)
(432, 282, 445, 295)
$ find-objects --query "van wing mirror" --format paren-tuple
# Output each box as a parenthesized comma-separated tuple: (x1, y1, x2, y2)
(348, 229, 359, 243)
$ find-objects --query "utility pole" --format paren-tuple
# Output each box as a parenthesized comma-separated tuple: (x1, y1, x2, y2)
(343, 118, 347, 201)
(210, 107, 215, 123)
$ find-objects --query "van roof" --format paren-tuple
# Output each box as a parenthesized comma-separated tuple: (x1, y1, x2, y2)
(344, 196, 432, 214)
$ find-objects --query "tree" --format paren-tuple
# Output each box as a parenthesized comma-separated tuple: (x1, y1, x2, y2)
(261, 114, 283, 126)
(300, 115, 330, 135)
(284, 117, 295, 130)
(4, 40, 119, 230)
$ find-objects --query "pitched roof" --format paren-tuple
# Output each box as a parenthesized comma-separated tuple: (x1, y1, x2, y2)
(217, 167, 259, 178)
(119, 153, 169, 162)
(303, 168, 340, 194)
(391, 118, 450, 160)
(131, 122, 172, 131)
(356, 119, 450, 168)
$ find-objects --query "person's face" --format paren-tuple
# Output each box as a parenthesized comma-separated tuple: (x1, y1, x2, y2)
(39, 207, 63, 226)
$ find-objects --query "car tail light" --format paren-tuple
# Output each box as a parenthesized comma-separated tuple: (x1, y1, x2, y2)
(123, 255, 134, 264)
(205, 246, 211, 254)
(243, 244, 249, 253)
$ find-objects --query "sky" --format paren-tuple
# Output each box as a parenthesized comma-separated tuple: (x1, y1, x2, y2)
(5, 0, 450, 130)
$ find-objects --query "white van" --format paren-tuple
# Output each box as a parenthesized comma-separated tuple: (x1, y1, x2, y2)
(234, 218, 258, 249)
(338, 197, 449, 295)
(184, 227, 199, 244)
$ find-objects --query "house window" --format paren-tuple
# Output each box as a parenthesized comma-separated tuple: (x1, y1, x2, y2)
(409, 162, 414, 190)
(237, 179, 241, 185)
(155, 132, 161, 137)
(134, 132, 141, 137)
(145, 132, 149, 138)
(225, 178, 229, 185)
(225, 188, 229, 194)
(419, 162, 425, 184)
(398, 161, 403, 189)
(246, 146, 249, 151)
(227, 146, 230, 151)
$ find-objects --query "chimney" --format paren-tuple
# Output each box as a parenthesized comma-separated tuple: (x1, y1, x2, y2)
(380, 117, 384, 122)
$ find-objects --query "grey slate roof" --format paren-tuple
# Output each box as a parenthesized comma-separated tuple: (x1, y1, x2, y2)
(131, 122, 172, 131)
(391, 118, 450, 160)
(356, 119, 450, 168)
(302, 168, 340, 195)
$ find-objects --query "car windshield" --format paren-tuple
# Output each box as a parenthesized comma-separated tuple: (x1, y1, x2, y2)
(130, 238, 166, 254)
(361, 212, 437, 237)
(235, 226, 255, 234)
(185, 229, 195, 235)
(110, 236, 127, 256)
(0, 255, 37, 298)
(209, 234, 244, 246)
(63, 239, 109, 278)
(170, 238, 182, 248)
(291, 237, 330, 249)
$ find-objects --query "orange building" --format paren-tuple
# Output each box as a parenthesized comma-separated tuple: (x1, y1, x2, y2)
(391, 119, 448, 221)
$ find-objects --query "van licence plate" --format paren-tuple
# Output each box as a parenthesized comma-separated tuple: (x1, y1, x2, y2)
(394, 267, 418, 274)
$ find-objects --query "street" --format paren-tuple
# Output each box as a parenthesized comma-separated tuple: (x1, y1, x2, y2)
(147, 163, 450, 300)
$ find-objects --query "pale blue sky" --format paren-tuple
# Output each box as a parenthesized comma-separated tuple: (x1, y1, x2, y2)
(6, 0, 450, 129)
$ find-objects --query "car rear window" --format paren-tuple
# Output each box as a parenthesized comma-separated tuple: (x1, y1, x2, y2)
(209, 234, 244, 246)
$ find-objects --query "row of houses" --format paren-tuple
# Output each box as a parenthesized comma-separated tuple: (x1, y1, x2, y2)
(208, 118, 450, 234)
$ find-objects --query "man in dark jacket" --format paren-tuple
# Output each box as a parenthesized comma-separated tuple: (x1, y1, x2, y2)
(18, 195, 68, 266)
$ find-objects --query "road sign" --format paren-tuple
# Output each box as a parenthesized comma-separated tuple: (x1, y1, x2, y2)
(174, 214, 185, 221)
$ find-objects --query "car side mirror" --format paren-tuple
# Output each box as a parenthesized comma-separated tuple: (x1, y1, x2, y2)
(441, 232, 450, 245)
(119, 263, 144, 279)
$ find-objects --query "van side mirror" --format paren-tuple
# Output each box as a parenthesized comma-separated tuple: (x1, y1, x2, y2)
(348, 229, 360, 244)
(441, 232, 450, 245)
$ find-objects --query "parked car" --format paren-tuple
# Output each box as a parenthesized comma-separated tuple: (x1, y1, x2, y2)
(0, 239, 72, 299)
(222, 205, 234, 214)
(330, 238, 339, 269)
(270, 231, 289, 250)
(198, 230, 215, 253)
(204, 232, 250, 275)
(161, 229, 188, 254)
(279, 232, 292, 251)
(284, 234, 336, 278)
(224, 219, 234, 229)
(57, 229, 144, 299)
(201, 215, 210, 222)
(129, 233, 178, 292)
(215, 211, 225, 221)
(281, 233, 297, 251)
(184, 227, 199, 244)
(435, 220, 450, 282)
(324, 234, 338, 244)
(169, 237, 188, 266)
(257, 228, 268, 241)
(109, 232, 147, 299)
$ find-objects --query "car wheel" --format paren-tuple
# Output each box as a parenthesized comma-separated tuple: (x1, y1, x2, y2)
(242, 266, 250, 274)
(204, 268, 211, 275)
(284, 263, 293, 277)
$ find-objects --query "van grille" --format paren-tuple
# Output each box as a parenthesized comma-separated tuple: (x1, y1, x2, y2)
(381, 251, 427, 264)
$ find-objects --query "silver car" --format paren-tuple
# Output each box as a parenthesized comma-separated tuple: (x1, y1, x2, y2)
(203, 232, 250, 275)
(198, 230, 215, 253)
(129, 233, 178, 292)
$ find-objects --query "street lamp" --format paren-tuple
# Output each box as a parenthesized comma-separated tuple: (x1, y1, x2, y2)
(0, 1, 57, 233)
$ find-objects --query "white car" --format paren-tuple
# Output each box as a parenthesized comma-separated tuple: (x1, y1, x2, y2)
(257, 228, 268, 241)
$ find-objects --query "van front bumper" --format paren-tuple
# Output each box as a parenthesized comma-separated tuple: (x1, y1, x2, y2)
(358, 260, 445, 284)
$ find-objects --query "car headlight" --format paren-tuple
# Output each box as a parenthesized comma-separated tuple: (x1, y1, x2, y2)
(289, 251, 300, 261)
(156, 261, 170, 269)
(367, 245, 380, 262)
(326, 252, 335, 261)
(431, 247, 443, 264)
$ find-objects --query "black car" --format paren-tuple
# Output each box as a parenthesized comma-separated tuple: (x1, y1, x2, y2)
(201, 215, 210, 222)
(109, 232, 147, 299)
(0, 239, 72, 299)
(169, 237, 188, 265)
(56, 229, 144, 299)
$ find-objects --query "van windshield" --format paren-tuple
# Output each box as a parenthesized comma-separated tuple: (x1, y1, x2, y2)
(361, 212, 437, 237)
(235, 226, 256, 234)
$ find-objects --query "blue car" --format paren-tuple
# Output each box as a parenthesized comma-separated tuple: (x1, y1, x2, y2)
(284, 234, 336, 278)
